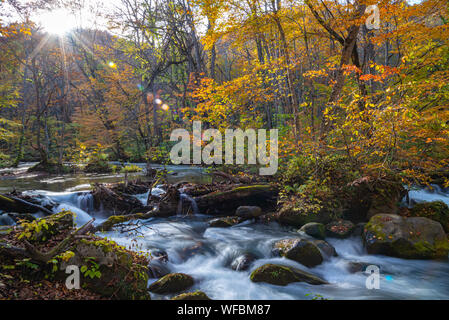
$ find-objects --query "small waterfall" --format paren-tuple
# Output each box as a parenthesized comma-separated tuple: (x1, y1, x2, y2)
(75, 192, 95, 213)
(177, 193, 199, 216)
(406, 184, 449, 207)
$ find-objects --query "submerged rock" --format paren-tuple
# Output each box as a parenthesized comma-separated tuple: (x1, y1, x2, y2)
(363, 214, 449, 259)
(148, 273, 194, 294)
(250, 264, 328, 286)
(326, 220, 355, 239)
(273, 238, 323, 268)
(346, 262, 376, 274)
(171, 291, 211, 300)
(410, 201, 449, 233)
(231, 253, 257, 271)
(299, 223, 326, 240)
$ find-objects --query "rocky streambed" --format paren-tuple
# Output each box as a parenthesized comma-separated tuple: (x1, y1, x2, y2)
(1, 165, 449, 300)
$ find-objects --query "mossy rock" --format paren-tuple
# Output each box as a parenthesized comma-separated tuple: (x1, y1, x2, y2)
(209, 217, 241, 228)
(325, 220, 355, 239)
(363, 214, 449, 260)
(148, 273, 194, 294)
(61, 238, 150, 300)
(171, 291, 211, 300)
(299, 223, 326, 240)
(410, 201, 449, 233)
(250, 264, 328, 286)
(276, 202, 334, 228)
(273, 238, 323, 268)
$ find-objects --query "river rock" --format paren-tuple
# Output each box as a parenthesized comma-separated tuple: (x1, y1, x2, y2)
(236, 206, 263, 219)
(312, 240, 338, 257)
(299, 223, 326, 240)
(171, 291, 212, 300)
(346, 262, 376, 274)
(273, 238, 323, 268)
(148, 273, 194, 294)
(231, 253, 257, 271)
(326, 220, 355, 239)
(209, 217, 240, 228)
(363, 214, 449, 259)
(250, 264, 328, 286)
(410, 201, 449, 233)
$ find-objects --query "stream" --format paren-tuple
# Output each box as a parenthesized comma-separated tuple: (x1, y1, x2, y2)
(1, 163, 449, 300)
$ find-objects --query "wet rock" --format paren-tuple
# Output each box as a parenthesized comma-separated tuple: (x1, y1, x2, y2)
(299, 223, 326, 240)
(276, 203, 333, 228)
(147, 260, 170, 279)
(178, 242, 209, 261)
(410, 201, 449, 233)
(0, 213, 16, 226)
(363, 214, 449, 259)
(273, 238, 323, 268)
(311, 240, 338, 258)
(326, 220, 355, 239)
(231, 253, 257, 271)
(171, 291, 212, 300)
(352, 223, 366, 237)
(209, 217, 240, 228)
(236, 206, 263, 219)
(148, 273, 194, 294)
(250, 264, 328, 286)
(346, 262, 375, 274)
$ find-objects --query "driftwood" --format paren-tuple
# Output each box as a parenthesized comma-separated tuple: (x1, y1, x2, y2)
(0, 194, 53, 215)
(0, 219, 95, 264)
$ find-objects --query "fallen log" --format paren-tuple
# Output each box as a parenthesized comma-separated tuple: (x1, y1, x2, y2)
(0, 193, 53, 215)
(92, 184, 145, 215)
(0, 219, 95, 264)
(194, 184, 278, 216)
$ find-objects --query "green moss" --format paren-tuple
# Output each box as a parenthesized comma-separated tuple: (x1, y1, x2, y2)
(171, 291, 211, 300)
(149, 273, 194, 294)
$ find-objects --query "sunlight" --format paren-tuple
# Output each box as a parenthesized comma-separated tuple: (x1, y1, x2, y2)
(37, 9, 78, 36)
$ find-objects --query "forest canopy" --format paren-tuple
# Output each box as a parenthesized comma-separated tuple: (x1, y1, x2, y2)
(0, 0, 448, 186)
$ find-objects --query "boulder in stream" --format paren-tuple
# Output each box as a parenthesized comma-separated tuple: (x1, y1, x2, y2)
(230, 253, 257, 271)
(325, 220, 355, 239)
(171, 291, 212, 300)
(250, 264, 328, 286)
(209, 217, 241, 228)
(299, 223, 326, 240)
(236, 206, 263, 219)
(409, 201, 449, 233)
(273, 238, 324, 268)
(363, 214, 449, 259)
(148, 273, 194, 294)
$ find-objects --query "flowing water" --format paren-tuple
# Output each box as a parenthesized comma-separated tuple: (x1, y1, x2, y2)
(1, 164, 449, 300)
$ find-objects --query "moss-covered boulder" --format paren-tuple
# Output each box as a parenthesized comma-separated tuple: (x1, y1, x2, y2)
(363, 214, 449, 259)
(410, 201, 449, 233)
(236, 206, 263, 219)
(148, 273, 194, 294)
(326, 220, 355, 239)
(250, 264, 328, 286)
(171, 291, 211, 300)
(61, 238, 150, 300)
(276, 201, 334, 228)
(273, 238, 323, 268)
(209, 217, 241, 228)
(299, 223, 326, 240)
